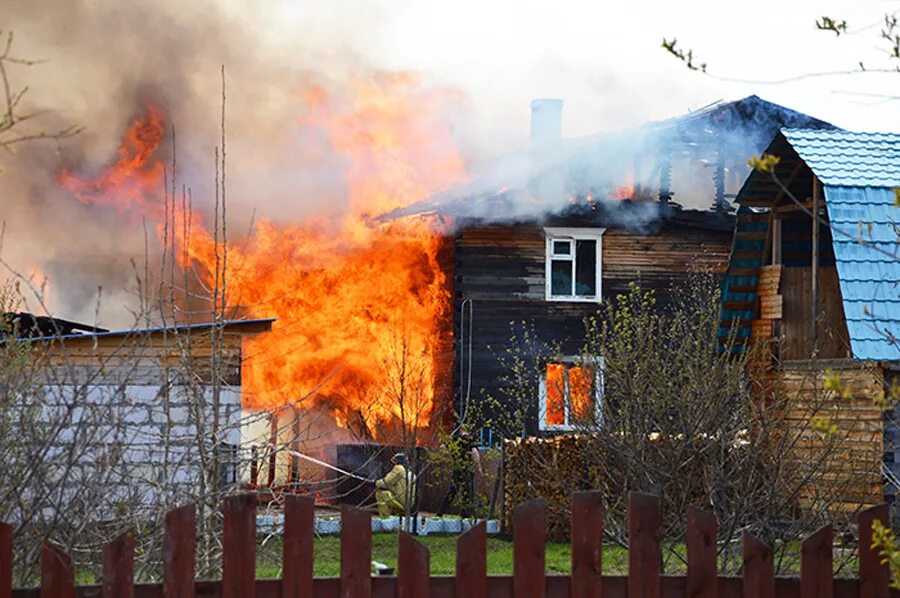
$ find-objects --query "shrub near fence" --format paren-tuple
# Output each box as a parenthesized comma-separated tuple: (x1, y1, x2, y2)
(0, 492, 895, 597)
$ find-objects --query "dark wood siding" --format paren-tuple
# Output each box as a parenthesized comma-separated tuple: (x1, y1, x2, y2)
(452, 221, 732, 436)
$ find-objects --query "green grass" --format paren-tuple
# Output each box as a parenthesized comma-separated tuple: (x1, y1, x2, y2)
(256, 534, 630, 578)
(255, 535, 851, 578)
(72, 534, 851, 581)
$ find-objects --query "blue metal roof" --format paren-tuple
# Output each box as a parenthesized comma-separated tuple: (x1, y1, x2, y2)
(781, 128, 900, 360)
(782, 129, 900, 187)
(823, 186, 899, 360)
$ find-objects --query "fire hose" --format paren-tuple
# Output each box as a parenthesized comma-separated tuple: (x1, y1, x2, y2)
(282, 448, 374, 483)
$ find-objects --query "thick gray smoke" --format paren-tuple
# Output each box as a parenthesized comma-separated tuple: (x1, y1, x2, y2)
(0, 0, 477, 325)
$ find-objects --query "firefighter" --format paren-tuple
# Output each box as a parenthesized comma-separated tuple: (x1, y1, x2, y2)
(375, 453, 415, 517)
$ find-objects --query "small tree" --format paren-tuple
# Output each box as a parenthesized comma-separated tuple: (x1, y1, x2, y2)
(497, 275, 875, 573)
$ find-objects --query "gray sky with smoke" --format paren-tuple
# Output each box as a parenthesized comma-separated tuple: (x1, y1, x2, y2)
(1, 0, 897, 323)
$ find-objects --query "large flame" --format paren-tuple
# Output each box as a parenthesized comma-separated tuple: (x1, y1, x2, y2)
(58, 105, 166, 214)
(58, 73, 465, 437)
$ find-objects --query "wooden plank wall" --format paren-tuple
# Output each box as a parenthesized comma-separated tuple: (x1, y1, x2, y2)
(454, 221, 731, 434)
(780, 361, 885, 511)
(781, 267, 852, 360)
(33, 331, 245, 386)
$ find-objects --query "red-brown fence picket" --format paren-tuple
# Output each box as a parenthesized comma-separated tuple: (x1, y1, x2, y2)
(340, 505, 371, 598)
(456, 521, 486, 598)
(686, 505, 717, 598)
(1, 522, 12, 598)
(570, 490, 602, 598)
(743, 530, 775, 598)
(628, 492, 660, 598)
(162, 504, 195, 598)
(102, 530, 134, 598)
(1, 491, 895, 597)
(859, 503, 892, 598)
(282, 494, 314, 598)
(513, 499, 546, 598)
(40, 541, 73, 598)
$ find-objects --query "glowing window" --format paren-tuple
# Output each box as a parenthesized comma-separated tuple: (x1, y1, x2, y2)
(544, 228, 604, 302)
(538, 358, 603, 431)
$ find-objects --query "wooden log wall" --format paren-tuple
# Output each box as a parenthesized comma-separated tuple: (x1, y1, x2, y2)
(453, 221, 731, 434)
(779, 361, 885, 511)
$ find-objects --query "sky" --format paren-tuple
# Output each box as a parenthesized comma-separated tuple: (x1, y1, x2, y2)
(256, 0, 900, 145)
(6, 0, 898, 160)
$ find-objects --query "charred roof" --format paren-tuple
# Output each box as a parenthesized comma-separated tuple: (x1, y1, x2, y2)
(2, 313, 275, 342)
(1, 312, 108, 338)
(382, 95, 833, 227)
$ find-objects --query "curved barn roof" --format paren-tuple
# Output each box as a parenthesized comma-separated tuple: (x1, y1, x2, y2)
(725, 129, 900, 361)
(782, 129, 900, 188)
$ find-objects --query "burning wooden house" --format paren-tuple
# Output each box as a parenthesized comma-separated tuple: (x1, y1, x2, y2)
(719, 128, 900, 510)
(385, 95, 833, 437)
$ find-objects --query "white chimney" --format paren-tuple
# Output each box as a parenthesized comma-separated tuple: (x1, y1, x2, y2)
(530, 98, 563, 147)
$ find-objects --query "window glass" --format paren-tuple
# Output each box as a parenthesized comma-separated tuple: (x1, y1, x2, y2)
(568, 366, 593, 423)
(574, 240, 597, 296)
(541, 359, 603, 429)
(546, 229, 601, 302)
(550, 260, 572, 296)
(545, 363, 566, 425)
(552, 240, 571, 255)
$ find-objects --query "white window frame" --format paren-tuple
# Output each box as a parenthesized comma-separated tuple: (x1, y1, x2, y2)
(538, 356, 604, 432)
(544, 227, 605, 302)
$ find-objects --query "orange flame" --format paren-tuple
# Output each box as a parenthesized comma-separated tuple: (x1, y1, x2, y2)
(58, 74, 465, 438)
(58, 105, 166, 214)
(610, 185, 634, 200)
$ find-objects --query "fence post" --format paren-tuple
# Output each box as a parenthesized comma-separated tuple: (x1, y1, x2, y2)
(398, 531, 429, 598)
(513, 499, 546, 598)
(340, 506, 371, 598)
(163, 504, 196, 598)
(282, 495, 314, 598)
(858, 503, 890, 598)
(571, 491, 603, 598)
(40, 541, 74, 598)
(102, 530, 135, 598)
(0, 522, 11, 598)
(456, 521, 486, 598)
(742, 531, 774, 598)
(801, 525, 833, 598)
(628, 492, 660, 598)
(222, 494, 257, 598)
(686, 506, 717, 598)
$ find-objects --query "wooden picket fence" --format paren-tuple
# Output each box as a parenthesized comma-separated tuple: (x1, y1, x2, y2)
(0, 491, 896, 597)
